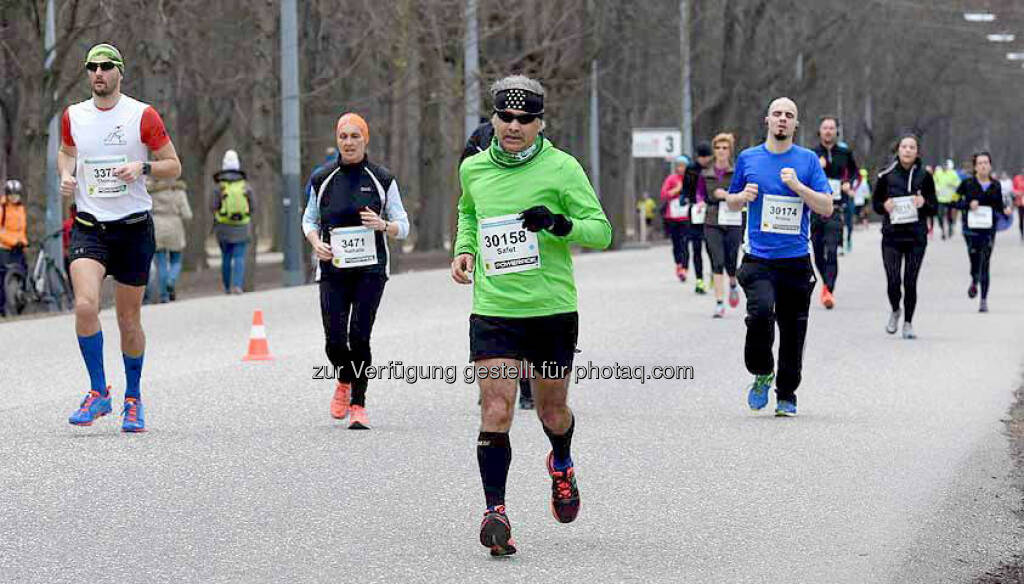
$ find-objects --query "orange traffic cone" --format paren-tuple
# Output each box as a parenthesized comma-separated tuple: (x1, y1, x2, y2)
(242, 310, 273, 361)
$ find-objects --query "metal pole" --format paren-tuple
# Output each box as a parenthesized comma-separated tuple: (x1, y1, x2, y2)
(836, 83, 843, 140)
(863, 63, 872, 154)
(44, 0, 61, 267)
(464, 0, 480, 141)
(589, 60, 600, 198)
(795, 53, 804, 145)
(680, 0, 692, 152)
(280, 0, 302, 286)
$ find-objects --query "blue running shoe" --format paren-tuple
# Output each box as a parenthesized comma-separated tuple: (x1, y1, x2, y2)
(121, 398, 146, 433)
(746, 373, 774, 411)
(69, 389, 112, 426)
(775, 400, 797, 417)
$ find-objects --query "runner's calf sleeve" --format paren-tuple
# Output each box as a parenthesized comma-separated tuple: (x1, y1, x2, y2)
(123, 353, 144, 400)
(543, 414, 575, 470)
(78, 331, 107, 395)
(477, 432, 512, 509)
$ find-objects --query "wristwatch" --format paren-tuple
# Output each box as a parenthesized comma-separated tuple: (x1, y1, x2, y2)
(141, 162, 152, 175)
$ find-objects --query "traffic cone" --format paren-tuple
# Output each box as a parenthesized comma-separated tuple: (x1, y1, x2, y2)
(242, 310, 273, 361)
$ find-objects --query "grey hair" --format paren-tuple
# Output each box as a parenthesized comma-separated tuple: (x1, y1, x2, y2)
(490, 75, 545, 99)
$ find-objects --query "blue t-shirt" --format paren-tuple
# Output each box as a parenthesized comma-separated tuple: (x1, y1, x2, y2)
(729, 144, 830, 259)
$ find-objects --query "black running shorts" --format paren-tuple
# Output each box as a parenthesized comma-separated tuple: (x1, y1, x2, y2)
(69, 212, 155, 287)
(469, 312, 579, 378)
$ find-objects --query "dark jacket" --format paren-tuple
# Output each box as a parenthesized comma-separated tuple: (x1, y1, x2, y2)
(461, 122, 494, 163)
(954, 177, 1004, 239)
(813, 141, 859, 213)
(308, 157, 396, 277)
(872, 157, 937, 244)
(702, 164, 741, 228)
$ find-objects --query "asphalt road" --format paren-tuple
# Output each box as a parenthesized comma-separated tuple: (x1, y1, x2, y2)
(1, 225, 1022, 583)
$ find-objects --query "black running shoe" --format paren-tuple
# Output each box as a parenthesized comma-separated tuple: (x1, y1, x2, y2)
(479, 505, 517, 557)
(546, 451, 580, 523)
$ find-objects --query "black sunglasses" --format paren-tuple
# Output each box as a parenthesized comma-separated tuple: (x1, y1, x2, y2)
(86, 61, 117, 72)
(494, 110, 542, 125)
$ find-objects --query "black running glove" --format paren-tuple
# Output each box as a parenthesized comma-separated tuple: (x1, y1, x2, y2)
(519, 205, 573, 237)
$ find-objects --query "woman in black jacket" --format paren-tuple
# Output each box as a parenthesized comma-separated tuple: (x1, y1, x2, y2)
(872, 134, 937, 339)
(302, 113, 410, 429)
(954, 151, 1013, 312)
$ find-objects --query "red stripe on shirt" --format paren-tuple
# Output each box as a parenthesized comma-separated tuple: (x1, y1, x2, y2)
(61, 109, 74, 147)
(140, 106, 170, 151)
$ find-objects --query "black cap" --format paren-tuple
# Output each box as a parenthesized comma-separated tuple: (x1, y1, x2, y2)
(695, 142, 712, 157)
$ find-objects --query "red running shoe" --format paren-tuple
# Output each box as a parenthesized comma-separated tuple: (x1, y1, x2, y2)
(479, 505, 517, 557)
(546, 451, 580, 523)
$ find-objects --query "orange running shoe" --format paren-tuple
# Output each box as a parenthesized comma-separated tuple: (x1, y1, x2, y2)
(348, 405, 370, 430)
(821, 285, 835, 310)
(676, 265, 687, 282)
(330, 381, 351, 419)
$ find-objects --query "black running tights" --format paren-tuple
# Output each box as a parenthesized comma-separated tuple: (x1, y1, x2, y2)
(319, 271, 387, 406)
(881, 240, 926, 323)
(966, 236, 994, 300)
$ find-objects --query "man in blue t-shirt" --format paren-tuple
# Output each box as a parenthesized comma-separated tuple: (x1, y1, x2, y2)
(724, 97, 833, 417)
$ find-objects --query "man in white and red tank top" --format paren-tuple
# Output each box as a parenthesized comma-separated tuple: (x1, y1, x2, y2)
(59, 43, 182, 433)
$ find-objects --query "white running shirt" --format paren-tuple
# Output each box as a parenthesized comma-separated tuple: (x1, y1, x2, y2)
(62, 95, 170, 221)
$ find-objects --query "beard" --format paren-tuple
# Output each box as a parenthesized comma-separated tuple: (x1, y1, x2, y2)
(92, 82, 114, 97)
(773, 131, 789, 141)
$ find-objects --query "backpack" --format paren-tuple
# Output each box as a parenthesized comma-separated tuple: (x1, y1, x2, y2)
(216, 180, 251, 225)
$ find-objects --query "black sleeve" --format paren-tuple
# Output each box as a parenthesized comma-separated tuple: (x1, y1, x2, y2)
(683, 164, 701, 203)
(986, 182, 1004, 211)
(953, 180, 968, 210)
(920, 173, 938, 218)
(460, 140, 480, 163)
(846, 151, 859, 183)
(872, 174, 889, 215)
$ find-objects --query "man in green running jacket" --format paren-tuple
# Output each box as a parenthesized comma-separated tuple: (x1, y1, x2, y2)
(451, 74, 611, 557)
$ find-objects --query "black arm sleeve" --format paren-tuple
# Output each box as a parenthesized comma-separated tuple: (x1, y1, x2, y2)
(985, 182, 1004, 211)
(920, 173, 938, 218)
(846, 152, 859, 183)
(872, 174, 889, 215)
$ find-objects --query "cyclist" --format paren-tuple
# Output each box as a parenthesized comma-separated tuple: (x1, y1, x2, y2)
(0, 179, 29, 317)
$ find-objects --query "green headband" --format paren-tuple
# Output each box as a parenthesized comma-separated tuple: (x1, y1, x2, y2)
(85, 43, 124, 72)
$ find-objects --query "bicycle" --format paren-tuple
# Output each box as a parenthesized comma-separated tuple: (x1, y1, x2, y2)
(3, 229, 73, 315)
